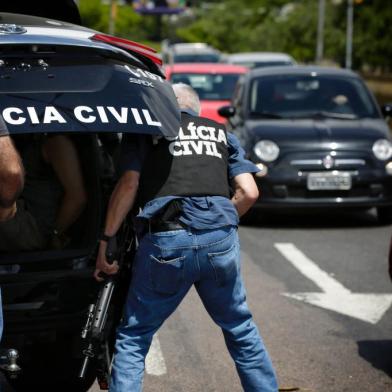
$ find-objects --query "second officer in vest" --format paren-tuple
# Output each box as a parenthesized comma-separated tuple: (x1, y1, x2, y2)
(95, 83, 278, 392)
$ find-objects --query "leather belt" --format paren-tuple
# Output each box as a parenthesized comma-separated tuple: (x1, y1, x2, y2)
(148, 220, 186, 233)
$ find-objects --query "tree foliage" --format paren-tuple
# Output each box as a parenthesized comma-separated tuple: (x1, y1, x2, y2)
(78, 0, 391, 71)
(177, 0, 391, 70)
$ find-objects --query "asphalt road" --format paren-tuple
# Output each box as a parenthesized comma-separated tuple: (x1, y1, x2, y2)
(90, 208, 392, 392)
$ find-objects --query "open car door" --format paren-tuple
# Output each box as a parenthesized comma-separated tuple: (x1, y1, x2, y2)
(0, 12, 180, 392)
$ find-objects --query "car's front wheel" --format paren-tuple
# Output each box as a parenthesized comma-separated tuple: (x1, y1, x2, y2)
(377, 206, 392, 224)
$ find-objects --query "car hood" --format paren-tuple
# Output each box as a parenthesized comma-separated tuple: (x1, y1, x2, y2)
(246, 118, 391, 148)
(200, 100, 230, 124)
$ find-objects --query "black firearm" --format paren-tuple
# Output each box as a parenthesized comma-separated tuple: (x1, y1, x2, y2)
(79, 236, 121, 390)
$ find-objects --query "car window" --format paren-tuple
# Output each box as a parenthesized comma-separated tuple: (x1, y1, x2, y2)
(232, 76, 244, 108)
(173, 54, 220, 63)
(171, 72, 241, 100)
(249, 75, 379, 119)
(234, 61, 293, 69)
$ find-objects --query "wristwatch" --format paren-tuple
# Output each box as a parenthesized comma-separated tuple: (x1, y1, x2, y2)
(100, 234, 112, 242)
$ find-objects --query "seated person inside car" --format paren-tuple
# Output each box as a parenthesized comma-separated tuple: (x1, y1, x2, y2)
(0, 134, 87, 252)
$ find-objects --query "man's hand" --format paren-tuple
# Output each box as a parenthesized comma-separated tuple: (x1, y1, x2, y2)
(94, 240, 119, 282)
(93, 170, 140, 282)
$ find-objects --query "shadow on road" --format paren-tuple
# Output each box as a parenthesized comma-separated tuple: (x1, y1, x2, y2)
(240, 208, 385, 230)
(357, 340, 392, 378)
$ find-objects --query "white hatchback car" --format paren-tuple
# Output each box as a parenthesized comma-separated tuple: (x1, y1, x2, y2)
(226, 52, 296, 69)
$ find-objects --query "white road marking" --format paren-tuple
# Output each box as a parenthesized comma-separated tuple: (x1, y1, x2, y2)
(275, 242, 392, 324)
(145, 334, 167, 376)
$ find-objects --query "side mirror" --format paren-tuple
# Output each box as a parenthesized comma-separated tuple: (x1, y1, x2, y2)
(381, 103, 392, 118)
(218, 105, 236, 118)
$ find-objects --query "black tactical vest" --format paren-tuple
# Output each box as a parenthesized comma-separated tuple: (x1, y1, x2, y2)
(137, 113, 230, 207)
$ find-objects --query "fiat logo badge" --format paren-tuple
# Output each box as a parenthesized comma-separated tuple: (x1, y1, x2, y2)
(322, 155, 334, 169)
(0, 24, 27, 34)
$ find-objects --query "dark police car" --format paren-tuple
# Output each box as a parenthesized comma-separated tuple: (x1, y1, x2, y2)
(219, 66, 392, 224)
(0, 12, 180, 391)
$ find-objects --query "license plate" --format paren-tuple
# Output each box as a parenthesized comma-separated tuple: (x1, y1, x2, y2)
(307, 171, 352, 190)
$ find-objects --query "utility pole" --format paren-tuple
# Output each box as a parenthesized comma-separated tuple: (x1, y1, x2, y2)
(345, 0, 354, 69)
(316, 0, 326, 64)
(109, 0, 117, 36)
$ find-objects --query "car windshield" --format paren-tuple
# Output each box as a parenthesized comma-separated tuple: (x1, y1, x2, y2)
(171, 72, 242, 100)
(234, 60, 293, 69)
(249, 75, 379, 119)
(173, 54, 220, 63)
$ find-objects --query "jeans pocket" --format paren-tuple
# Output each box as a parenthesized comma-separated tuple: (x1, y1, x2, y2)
(208, 242, 237, 287)
(149, 255, 186, 295)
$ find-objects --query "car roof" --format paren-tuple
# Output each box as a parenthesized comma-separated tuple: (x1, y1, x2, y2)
(165, 63, 248, 74)
(247, 65, 359, 79)
(170, 43, 219, 54)
(228, 52, 295, 62)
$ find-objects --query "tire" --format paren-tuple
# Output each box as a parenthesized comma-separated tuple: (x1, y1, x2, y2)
(377, 206, 392, 224)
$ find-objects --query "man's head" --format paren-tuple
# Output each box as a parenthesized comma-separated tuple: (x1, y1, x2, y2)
(172, 83, 201, 116)
(0, 136, 24, 208)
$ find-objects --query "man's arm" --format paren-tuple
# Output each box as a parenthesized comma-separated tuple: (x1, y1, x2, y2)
(0, 136, 24, 218)
(231, 172, 259, 217)
(94, 170, 140, 281)
(43, 135, 87, 238)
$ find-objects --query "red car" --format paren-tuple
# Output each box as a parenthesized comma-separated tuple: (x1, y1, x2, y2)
(165, 63, 248, 123)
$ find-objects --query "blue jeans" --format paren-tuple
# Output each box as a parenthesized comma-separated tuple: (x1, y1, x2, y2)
(110, 226, 278, 392)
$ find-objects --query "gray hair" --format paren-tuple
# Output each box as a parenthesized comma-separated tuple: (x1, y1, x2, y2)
(172, 83, 201, 115)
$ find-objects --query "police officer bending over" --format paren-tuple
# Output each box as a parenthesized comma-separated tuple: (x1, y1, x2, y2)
(95, 83, 278, 392)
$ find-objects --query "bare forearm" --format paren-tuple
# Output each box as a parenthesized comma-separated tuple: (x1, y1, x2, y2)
(0, 136, 24, 206)
(231, 173, 259, 217)
(103, 172, 139, 237)
(231, 189, 254, 217)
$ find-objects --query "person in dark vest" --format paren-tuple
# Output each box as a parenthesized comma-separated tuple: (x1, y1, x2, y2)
(94, 83, 278, 392)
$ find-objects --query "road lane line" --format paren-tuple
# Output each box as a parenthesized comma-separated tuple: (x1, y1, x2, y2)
(146, 334, 167, 376)
(274, 243, 349, 293)
(274, 242, 392, 324)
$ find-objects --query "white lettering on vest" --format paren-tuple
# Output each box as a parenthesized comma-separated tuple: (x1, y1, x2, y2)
(204, 141, 215, 156)
(217, 129, 227, 145)
(189, 140, 203, 155)
(167, 122, 226, 158)
(169, 141, 183, 156)
(197, 126, 210, 141)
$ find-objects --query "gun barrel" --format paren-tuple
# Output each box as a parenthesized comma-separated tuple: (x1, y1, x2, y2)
(92, 279, 115, 335)
(79, 355, 90, 379)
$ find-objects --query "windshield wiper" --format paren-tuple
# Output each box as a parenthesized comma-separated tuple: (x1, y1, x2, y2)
(249, 111, 283, 119)
(307, 111, 358, 120)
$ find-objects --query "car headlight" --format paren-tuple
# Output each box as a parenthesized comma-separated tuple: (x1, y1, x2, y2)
(373, 139, 392, 161)
(254, 140, 280, 162)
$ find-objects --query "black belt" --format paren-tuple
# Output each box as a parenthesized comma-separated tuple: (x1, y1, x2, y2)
(148, 220, 186, 233)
